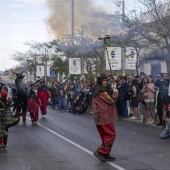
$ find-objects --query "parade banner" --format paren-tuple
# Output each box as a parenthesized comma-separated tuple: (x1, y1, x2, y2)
(36, 65, 44, 77)
(125, 47, 137, 70)
(26, 71, 34, 82)
(69, 58, 81, 74)
(83, 58, 95, 74)
(105, 47, 121, 70)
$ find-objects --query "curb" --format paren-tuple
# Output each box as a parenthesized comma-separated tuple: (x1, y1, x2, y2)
(118, 117, 163, 130)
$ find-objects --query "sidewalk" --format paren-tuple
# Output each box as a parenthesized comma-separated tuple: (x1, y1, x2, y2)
(124, 101, 163, 129)
(119, 116, 163, 129)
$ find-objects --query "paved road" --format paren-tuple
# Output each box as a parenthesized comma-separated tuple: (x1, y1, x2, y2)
(0, 107, 169, 170)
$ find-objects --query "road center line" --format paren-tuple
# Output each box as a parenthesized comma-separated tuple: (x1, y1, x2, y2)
(27, 118, 126, 170)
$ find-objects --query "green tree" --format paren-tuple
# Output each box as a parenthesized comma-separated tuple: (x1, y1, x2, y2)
(52, 56, 69, 76)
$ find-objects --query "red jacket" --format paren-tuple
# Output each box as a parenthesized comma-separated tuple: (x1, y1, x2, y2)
(92, 91, 118, 125)
(37, 86, 50, 102)
(27, 98, 40, 113)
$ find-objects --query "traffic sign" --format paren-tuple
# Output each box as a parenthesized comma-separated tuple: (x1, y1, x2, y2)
(50, 71, 57, 78)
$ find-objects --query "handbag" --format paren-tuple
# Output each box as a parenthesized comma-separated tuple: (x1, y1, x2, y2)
(143, 92, 148, 99)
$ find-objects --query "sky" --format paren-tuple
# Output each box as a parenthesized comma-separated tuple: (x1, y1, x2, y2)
(0, 0, 140, 71)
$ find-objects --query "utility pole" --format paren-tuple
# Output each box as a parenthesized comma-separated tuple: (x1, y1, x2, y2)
(81, 25, 84, 78)
(122, 0, 126, 76)
(44, 48, 47, 84)
(34, 55, 37, 82)
(71, 0, 74, 45)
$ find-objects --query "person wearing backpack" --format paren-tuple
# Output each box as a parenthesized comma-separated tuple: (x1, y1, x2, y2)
(0, 90, 13, 149)
(156, 73, 169, 126)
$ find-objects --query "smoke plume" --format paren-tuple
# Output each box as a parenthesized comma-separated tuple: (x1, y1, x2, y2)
(46, 0, 109, 40)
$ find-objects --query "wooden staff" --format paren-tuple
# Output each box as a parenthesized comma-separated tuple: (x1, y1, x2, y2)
(98, 35, 114, 83)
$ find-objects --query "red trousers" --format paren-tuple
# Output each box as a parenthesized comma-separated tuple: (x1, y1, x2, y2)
(0, 138, 3, 144)
(30, 112, 39, 122)
(40, 101, 47, 115)
(96, 123, 116, 155)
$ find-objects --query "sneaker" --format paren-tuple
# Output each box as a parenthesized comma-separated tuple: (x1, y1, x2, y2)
(130, 116, 137, 120)
(93, 150, 106, 162)
(147, 120, 154, 124)
(3, 145, 7, 149)
(104, 154, 116, 161)
(42, 115, 45, 118)
(140, 115, 143, 120)
(32, 122, 38, 125)
(89, 111, 93, 114)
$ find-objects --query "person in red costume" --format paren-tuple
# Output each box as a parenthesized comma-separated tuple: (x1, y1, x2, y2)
(92, 73, 118, 162)
(37, 80, 50, 118)
(27, 85, 41, 125)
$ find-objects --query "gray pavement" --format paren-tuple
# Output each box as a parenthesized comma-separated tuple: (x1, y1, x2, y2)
(120, 116, 163, 130)
(1, 107, 169, 170)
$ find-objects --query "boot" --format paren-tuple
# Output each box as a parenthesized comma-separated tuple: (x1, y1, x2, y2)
(93, 150, 106, 162)
(104, 154, 116, 161)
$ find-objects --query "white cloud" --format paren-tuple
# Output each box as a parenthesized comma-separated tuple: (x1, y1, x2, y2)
(4, 0, 47, 8)
(0, 0, 50, 71)
(13, 0, 46, 5)
(4, 4, 30, 8)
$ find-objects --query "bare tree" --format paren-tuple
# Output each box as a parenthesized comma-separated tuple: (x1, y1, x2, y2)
(129, 0, 170, 74)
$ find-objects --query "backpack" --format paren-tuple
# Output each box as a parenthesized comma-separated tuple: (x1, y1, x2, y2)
(2, 104, 14, 127)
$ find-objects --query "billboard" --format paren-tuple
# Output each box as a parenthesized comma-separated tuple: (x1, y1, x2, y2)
(83, 58, 95, 74)
(36, 65, 44, 77)
(69, 58, 81, 74)
(125, 47, 137, 70)
(105, 47, 121, 70)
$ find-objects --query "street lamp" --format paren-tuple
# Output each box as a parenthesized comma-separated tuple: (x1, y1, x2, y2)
(44, 43, 52, 84)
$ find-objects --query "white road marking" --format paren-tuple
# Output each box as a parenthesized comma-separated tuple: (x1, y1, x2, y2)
(27, 118, 126, 170)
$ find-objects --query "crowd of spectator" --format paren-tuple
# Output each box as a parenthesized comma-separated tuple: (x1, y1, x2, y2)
(115, 72, 170, 139)
(48, 79, 95, 115)
(1, 71, 170, 150)
(48, 72, 170, 132)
